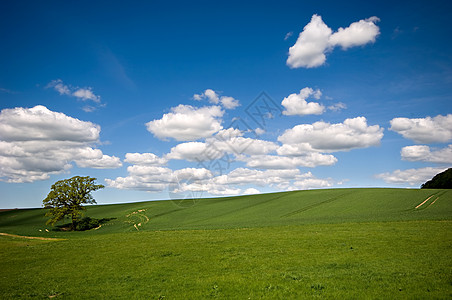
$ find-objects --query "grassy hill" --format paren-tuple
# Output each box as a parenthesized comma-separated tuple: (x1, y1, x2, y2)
(1, 188, 451, 237)
(1, 188, 451, 299)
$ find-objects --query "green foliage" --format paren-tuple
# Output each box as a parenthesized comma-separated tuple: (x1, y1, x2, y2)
(421, 168, 452, 189)
(42, 176, 104, 229)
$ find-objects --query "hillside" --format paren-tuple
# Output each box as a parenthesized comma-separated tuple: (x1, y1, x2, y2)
(422, 168, 452, 189)
(1, 188, 451, 237)
(1, 188, 452, 299)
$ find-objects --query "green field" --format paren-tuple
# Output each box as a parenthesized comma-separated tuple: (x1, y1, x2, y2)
(1, 188, 451, 298)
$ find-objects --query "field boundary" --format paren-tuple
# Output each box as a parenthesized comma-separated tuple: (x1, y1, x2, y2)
(0, 232, 66, 241)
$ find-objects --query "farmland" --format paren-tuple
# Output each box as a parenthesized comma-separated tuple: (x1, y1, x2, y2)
(1, 188, 451, 298)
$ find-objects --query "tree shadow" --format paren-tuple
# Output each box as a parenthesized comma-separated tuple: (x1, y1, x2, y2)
(54, 217, 116, 231)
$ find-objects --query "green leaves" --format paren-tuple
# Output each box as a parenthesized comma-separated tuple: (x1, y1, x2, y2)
(43, 176, 104, 229)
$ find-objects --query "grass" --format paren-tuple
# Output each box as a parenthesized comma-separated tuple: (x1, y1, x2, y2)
(1, 188, 451, 298)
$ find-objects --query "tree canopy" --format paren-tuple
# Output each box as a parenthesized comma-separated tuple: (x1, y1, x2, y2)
(421, 168, 452, 189)
(43, 176, 104, 229)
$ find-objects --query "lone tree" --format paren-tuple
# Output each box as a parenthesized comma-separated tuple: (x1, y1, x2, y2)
(43, 176, 104, 230)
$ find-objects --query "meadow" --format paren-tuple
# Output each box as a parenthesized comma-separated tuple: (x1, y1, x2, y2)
(1, 188, 451, 298)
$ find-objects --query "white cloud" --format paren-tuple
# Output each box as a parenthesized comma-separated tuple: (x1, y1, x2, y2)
(281, 87, 325, 116)
(287, 15, 332, 68)
(193, 89, 240, 109)
(207, 130, 278, 156)
(47, 79, 70, 95)
(72, 88, 101, 103)
(243, 187, 260, 195)
(124, 152, 168, 166)
(375, 167, 448, 186)
(0, 105, 100, 142)
(174, 167, 213, 181)
(278, 117, 384, 152)
(107, 154, 341, 195)
(0, 105, 121, 183)
(220, 96, 240, 109)
(328, 102, 347, 112)
(401, 144, 452, 164)
(242, 153, 337, 169)
(255, 128, 265, 135)
(75, 153, 122, 169)
(166, 142, 220, 162)
(166, 128, 278, 162)
(105, 167, 172, 192)
(146, 104, 224, 141)
(47, 79, 102, 107)
(329, 17, 380, 49)
(291, 172, 335, 190)
(175, 181, 242, 196)
(390, 114, 452, 143)
(287, 14, 380, 68)
(105, 164, 216, 193)
(219, 168, 300, 186)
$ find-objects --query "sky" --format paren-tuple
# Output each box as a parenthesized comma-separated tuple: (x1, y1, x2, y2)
(0, 0, 451, 208)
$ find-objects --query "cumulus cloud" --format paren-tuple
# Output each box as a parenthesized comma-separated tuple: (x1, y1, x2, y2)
(105, 165, 173, 191)
(105, 164, 217, 193)
(281, 87, 325, 116)
(241, 153, 337, 169)
(243, 187, 260, 195)
(287, 14, 380, 68)
(47, 79, 102, 109)
(291, 172, 335, 190)
(375, 167, 448, 186)
(107, 152, 219, 193)
(217, 168, 301, 186)
(166, 142, 219, 162)
(124, 152, 168, 166)
(329, 17, 380, 49)
(107, 150, 340, 195)
(0, 106, 121, 183)
(207, 129, 278, 156)
(146, 104, 224, 141)
(401, 144, 452, 164)
(193, 89, 240, 109)
(166, 128, 278, 162)
(278, 117, 384, 152)
(287, 15, 332, 68)
(390, 114, 452, 143)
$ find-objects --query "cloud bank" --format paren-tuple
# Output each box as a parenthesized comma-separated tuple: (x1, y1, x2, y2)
(0, 105, 121, 183)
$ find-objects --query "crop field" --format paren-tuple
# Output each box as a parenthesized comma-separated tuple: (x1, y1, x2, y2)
(1, 188, 451, 298)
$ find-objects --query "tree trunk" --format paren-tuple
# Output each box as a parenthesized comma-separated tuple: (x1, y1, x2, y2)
(71, 212, 76, 231)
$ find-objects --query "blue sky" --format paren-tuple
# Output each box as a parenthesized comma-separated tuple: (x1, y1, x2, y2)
(1, 0, 451, 208)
